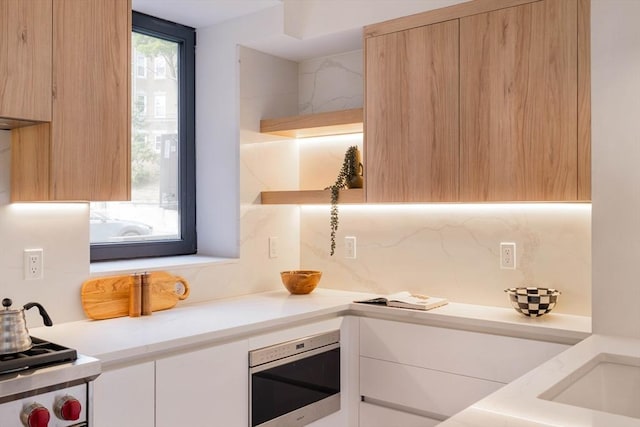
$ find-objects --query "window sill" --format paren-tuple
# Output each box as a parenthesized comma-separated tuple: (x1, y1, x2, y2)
(90, 255, 238, 276)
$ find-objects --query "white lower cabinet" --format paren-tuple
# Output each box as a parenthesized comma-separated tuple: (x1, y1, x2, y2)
(360, 357, 502, 418)
(92, 340, 248, 427)
(156, 339, 249, 427)
(359, 402, 440, 427)
(359, 318, 570, 425)
(93, 361, 155, 427)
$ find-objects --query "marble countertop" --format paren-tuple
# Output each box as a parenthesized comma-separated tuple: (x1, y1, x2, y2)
(440, 334, 640, 426)
(30, 289, 590, 367)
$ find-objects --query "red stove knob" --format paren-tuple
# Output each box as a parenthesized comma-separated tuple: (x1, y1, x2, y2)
(20, 403, 50, 427)
(54, 395, 82, 421)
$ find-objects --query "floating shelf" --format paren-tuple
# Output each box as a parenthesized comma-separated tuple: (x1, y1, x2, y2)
(261, 189, 364, 205)
(260, 108, 363, 138)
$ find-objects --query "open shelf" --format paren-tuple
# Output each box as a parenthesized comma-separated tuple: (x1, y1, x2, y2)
(260, 108, 363, 138)
(260, 189, 364, 205)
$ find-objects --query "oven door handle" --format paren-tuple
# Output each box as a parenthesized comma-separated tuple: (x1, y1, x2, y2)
(249, 342, 339, 374)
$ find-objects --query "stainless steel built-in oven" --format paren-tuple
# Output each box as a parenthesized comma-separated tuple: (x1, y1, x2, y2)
(249, 330, 340, 427)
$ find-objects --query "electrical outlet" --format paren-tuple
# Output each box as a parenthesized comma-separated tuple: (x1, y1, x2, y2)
(24, 249, 43, 280)
(268, 237, 278, 259)
(345, 236, 357, 259)
(500, 242, 516, 269)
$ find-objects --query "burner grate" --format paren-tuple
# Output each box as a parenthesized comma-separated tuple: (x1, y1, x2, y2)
(0, 337, 77, 375)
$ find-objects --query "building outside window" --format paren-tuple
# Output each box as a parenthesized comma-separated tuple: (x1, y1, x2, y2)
(136, 93, 147, 115)
(136, 53, 147, 78)
(154, 93, 167, 118)
(154, 56, 166, 79)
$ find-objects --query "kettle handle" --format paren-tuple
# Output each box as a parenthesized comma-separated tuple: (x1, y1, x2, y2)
(24, 302, 53, 327)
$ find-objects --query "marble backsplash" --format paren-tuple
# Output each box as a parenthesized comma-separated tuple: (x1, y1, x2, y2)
(300, 204, 591, 316)
(295, 49, 591, 316)
(298, 50, 363, 115)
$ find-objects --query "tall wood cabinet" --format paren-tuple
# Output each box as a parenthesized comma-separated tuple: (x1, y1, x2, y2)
(11, 0, 131, 201)
(364, 0, 590, 202)
(460, 0, 580, 201)
(0, 0, 52, 123)
(365, 21, 459, 203)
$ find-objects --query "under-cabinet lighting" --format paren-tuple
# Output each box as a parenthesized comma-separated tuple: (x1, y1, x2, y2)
(9, 202, 88, 214)
(301, 203, 591, 214)
(296, 132, 363, 145)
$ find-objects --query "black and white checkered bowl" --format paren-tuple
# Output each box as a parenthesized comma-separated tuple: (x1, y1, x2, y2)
(504, 287, 560, 318)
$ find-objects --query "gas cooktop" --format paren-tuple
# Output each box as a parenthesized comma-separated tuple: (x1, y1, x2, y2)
(0, 337, 77, 376)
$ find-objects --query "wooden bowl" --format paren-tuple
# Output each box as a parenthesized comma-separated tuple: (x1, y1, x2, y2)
(280, 270, 322, 295)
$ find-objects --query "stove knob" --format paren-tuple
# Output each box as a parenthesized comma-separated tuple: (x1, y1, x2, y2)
(54, 395, 82, 421)
(20, 403, 50, 427)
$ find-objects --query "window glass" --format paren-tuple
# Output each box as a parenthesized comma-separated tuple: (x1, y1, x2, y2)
(154, 93, 167, 118)
(136, 53, 146, 78)
(90, 12, 195, 261)
(154, 56, 166, 79)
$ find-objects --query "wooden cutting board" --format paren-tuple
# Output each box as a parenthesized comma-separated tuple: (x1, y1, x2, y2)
(81, 271, 190, 320)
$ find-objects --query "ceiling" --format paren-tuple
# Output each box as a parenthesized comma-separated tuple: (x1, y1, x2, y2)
(131, 0, 362, 61)
(132, 0, 282, 29)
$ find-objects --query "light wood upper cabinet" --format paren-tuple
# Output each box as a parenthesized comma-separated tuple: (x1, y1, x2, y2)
(11, 0, 131, 201)
(364, 0, 590, 203)
(50, 0, 131, 200)
(0, 0, 52, 123)
(365, 20, 459, 203)
(460, 0, 582, 201)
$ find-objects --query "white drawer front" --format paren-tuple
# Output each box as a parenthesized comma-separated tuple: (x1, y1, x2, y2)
(360, 318, 568, 383)
(360, 402, 440, 427)
(360, 357, 503, 418)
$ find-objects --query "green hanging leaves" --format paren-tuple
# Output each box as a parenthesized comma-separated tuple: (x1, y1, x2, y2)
(326, 146, 361, 256)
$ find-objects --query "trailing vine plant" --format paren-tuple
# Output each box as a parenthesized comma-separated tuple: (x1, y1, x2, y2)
(326, 146, 362, 256)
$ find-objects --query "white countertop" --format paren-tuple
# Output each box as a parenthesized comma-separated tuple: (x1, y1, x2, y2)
(25, 288, 599, 425)
(440, 334, 640, 427)
(30, 289, 590, 367)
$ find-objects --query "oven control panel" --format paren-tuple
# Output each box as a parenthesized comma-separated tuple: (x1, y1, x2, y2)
(0, 383, 87, 427)
(249, 329, 340, 367)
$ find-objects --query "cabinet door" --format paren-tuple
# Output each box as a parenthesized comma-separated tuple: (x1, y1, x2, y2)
(93, 362, 155, 427)
(360, 356, 503, 419)
(460, 0, 578, 201)
(156, 340, 249, 427)
(360, 317, 569, 384)
(50, 0, 131, 200)
(0, 0, 52, 122)
(360, 402, 440, 427)
(365, 20, 459, 202)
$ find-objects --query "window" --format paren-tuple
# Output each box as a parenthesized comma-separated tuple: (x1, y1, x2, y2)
(154, 56, 166, 79)
(154, 92, 166, 117)
(136, 93, 147, 115)
(90, 12, 196, 261)
(136, 53, 147, 78)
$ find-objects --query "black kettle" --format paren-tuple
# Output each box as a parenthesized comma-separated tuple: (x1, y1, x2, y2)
(0, 298, 53, 354)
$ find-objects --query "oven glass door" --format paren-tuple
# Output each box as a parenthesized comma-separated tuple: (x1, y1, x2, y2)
(251, 347, 340, 426)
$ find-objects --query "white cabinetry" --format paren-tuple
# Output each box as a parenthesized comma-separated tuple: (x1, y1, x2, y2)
(156, 340, 249, 427)
(360, 402, 440, 427)
(359, 318, 569, 424)
(93, 362, 155, 427)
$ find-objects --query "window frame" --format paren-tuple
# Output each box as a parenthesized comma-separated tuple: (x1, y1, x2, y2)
(90, 11, 196, 262)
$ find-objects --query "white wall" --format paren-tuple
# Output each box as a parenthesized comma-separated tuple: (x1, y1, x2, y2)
(0, 131, 90, 324)
(591, 0, 640, 337)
